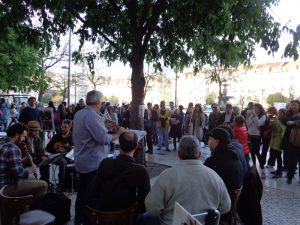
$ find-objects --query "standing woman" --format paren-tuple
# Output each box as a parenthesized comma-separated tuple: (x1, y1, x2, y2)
(280, 100, 300, 184)
(246, 103, 267, 178)
(8, 103, 19, 127)
(54, 103, 66, 133)
(169, 109, 181, 151)
(188, 103, 205, 143)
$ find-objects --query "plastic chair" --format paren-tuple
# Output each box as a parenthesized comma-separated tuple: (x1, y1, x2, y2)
(0, 185, 55, 225)
(85, 205, 136, 225)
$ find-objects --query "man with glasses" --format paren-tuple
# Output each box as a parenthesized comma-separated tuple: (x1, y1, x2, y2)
(46, 119, 73, 190)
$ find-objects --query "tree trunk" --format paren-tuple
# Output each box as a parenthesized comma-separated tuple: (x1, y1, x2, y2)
(218, 81, 222, 105)
(130, 48, 146, 165)
(38, 90, 45, 102)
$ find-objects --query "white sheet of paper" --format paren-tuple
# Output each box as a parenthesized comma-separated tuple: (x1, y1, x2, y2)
(173, 202, 202, 225)
(66, 149, 74, 160)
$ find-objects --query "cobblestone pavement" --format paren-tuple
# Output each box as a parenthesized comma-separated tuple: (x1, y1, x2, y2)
(262, 186, 300, 225)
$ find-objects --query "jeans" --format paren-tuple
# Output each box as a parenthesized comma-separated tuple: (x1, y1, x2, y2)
(54, 158, 67, 185)
(249, 135, 262, 167)
(0, 120, 8, 132)
(158, 127, 169, 150)
(75, 170, 97, 225)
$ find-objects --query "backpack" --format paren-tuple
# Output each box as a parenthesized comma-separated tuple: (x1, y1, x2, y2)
(30, 192, 71, 225)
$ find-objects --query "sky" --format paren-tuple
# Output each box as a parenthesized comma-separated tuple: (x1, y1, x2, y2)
(51, 0, 300, 77)
(254, 0, 300, 63)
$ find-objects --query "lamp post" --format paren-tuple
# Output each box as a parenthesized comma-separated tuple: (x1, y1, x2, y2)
(67, 29, 72, 106)
(174, 69, 178, 107)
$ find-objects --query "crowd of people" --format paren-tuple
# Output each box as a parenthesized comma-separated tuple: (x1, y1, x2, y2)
(0, 91, 300, 225)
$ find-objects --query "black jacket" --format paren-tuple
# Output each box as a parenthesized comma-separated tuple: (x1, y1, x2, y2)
(91, 155, 150, 213)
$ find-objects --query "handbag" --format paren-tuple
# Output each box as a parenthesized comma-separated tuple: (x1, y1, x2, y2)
(289, 127, 300, 148)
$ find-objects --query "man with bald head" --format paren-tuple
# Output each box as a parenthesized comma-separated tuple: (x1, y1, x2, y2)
(91, 131, 150, 214)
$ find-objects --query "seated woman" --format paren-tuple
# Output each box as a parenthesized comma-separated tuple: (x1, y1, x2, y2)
(205, 127, 244, 190)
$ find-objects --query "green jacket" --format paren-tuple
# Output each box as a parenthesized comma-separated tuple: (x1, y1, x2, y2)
(269, 118, 285, 151)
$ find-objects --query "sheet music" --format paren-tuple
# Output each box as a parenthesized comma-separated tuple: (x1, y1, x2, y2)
(66, 149, 74, 160)
(38, 152, 67, 167)
(173, 202, 202, 225)
(113, 130, 147, 145)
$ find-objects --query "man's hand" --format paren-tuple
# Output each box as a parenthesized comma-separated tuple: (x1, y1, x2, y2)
(41, 155, 48, 161)
(21, 157, 30, 164)
(26, 165, 37, 174)
(117, 127, 126, 135)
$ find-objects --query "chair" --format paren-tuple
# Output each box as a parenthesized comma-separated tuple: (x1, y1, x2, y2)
(228, 186, 243, 225)
(0, 185, 55, 225)
(85, 205, 136, 225)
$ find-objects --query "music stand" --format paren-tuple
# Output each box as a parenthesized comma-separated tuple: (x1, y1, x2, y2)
(38, 152, 67, 167)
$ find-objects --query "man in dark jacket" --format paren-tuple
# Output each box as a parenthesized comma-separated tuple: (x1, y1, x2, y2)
(90, 131, 150, 213)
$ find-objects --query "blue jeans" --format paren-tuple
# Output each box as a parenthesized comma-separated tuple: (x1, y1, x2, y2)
(158, 127, 169, 150)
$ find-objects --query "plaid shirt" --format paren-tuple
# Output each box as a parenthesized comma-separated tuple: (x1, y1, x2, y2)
(0, 138, 28, 189)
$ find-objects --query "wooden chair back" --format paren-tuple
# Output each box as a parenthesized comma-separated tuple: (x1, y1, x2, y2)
(0, 185, 34, 225)
(85, 205, 136, 225)
(228, 186, 243, 225)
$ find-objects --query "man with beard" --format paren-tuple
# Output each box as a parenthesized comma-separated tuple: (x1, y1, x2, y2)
(46, 119, 73, 190)
(0, 123, 47, 199)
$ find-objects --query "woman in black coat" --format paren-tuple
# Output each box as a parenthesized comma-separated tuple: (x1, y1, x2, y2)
(280, 100, 300, 184)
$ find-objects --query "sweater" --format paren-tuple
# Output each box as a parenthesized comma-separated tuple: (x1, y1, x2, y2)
(269, 118, 285, 151)
(246, 115, 266, 136)
(145, 160, 230, 225)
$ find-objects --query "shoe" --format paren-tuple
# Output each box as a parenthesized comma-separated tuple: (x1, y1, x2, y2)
(166, 149, 171, 152)
(287, 179, 292, 184)
(272, 171, 282, 179)
(145, 150, 153, 154)
(270, 170, 277, 175)
(157, 147, 161, 151)
(260, 169, 266, 179)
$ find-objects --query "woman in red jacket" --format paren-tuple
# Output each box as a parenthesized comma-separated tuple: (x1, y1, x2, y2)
(233, 115, 250, 164)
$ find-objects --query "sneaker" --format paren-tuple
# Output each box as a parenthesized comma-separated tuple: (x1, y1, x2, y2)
(261, 169, 266, 179)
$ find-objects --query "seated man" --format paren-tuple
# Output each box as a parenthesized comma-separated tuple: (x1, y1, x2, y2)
(145, 135, 231, 225)
(0, 123, 47, 199)
(90, 131, 150, 214)
(46, 119, 73, 190)
(19, 120, 50, 183)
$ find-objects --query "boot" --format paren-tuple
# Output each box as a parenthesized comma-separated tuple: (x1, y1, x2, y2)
(272, 169, 282, 178)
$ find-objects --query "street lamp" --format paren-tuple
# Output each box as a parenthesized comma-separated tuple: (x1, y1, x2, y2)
(61, 29, 72, 106)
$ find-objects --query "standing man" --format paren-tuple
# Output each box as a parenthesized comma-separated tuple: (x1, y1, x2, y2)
(0, 123, 47, 199)
(219, 103, 236, 128)
(144, 103, 157, 154)
(74, 98, 86, 114)
(73, 90, 125, 225)
(157, 101, 171, 151)
(18, 97, 40, 125)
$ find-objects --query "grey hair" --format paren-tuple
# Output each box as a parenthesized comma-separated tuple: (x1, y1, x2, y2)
(178, 136, 201, 159)
(86, 90, 103, 105)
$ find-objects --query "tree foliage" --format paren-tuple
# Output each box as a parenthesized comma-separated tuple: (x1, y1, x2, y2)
(266, 92, 289, 106)
(206, 92, 218, 105)
(0, 29, 47, 93)
(0, 0, 288, 163)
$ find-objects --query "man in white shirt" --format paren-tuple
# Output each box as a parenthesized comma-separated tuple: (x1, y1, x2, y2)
(145, 135, 231, 225)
